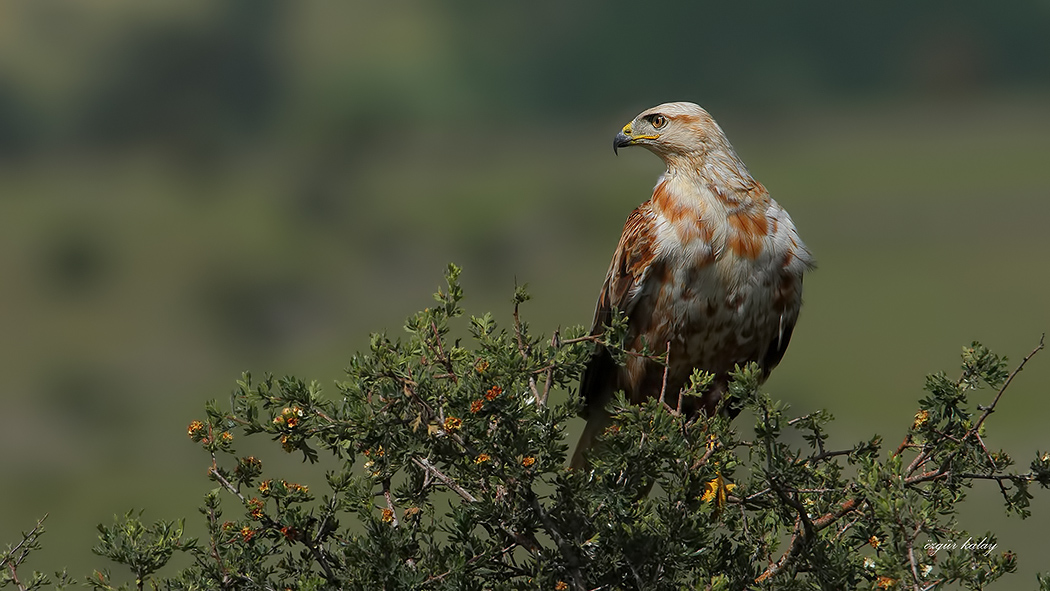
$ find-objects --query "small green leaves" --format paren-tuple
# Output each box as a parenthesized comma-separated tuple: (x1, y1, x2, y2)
(89, 511, 192, 590)
(1, 270, 1044, 591)
(0, 516, 63, 591)
(433, 262, 464, 318)
(960, 341, 1009, 390)
(597, 306, 633, 366)
(512, 281, 531, 306)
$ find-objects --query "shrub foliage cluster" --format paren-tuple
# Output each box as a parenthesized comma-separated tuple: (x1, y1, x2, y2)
(3, 265, 1048, 590)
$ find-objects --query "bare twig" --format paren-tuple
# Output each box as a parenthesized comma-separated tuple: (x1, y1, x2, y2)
(893, 434, 915, 458)
(539, 332, 558, 406)
(401, 378, 478, 454)
(971, 334, 1043, 436)
(956, 472, 1033, 483)
(909, 335, 1044, 483)
(757, 337, 1043, 584)
(430, 320, 458, 383)
(511, 297, 542, 404)
(211, 457, 337, 584)
(2, 514, 48, 591)
(412, 457, 541, 564)
(305, 539, 338, 584)
(811, 497, 862, 533)
(660, 341, 672, 411)
(5, 562, 24, 591)
(974, 432, 999, 471)
(833, 512, 864, 542)
(740, 487, 772, 503)
(786, 413, 818, 426)
(559, 332, 665, 363)
(905, 469, 947, 486)
(423, 543, 518, 586)
(691, 440, 718, 471)
(528, 495, 588, 591)
(208, 460, 247, 503)
(770, 478, 814, 540)
(202, 502, 230, 579)
(416, 453, 553, 557)
(557, 334, 601, 346)
(383, 478, 399, 528)
(755, 497, 861, 583)
(512, 294, 528, 360)
(907, 544, 921, 591)
(905, 336, 1043, 480)
(410, 457, 478, 503)
(905, 443, 934, 477)
(806, 448, 856, 465)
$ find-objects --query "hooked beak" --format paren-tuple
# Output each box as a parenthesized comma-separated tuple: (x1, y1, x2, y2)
(613, 122, 658, 155)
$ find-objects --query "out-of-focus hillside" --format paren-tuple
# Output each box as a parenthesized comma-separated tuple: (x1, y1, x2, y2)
(1, 1, 1048, 584)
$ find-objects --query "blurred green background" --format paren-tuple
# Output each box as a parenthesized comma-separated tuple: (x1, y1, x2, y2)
(2, 0, 1049, 583)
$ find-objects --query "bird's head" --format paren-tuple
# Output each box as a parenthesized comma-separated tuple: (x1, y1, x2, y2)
(613, 102, 728, 162)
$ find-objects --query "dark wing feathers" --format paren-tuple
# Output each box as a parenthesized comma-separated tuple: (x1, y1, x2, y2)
(591, 207, 658, 330)
(760, 314, 796, 377)
(579, 206, 659, 414)
(760, 274, 805, 378)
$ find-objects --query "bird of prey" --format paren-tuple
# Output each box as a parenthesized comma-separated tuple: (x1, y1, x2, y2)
(572, 102, 814, 468)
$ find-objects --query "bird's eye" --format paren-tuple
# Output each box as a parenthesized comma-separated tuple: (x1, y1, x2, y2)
(651, 115, 667, 129)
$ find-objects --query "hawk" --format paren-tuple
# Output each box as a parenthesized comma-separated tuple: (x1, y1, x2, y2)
(572, 102, 814, 468)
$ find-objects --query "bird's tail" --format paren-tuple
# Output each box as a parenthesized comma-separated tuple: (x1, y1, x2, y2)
(570, 410, 611, 470)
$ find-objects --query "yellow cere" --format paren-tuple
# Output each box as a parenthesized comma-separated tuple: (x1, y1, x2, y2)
(622, 121, 659, 141)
